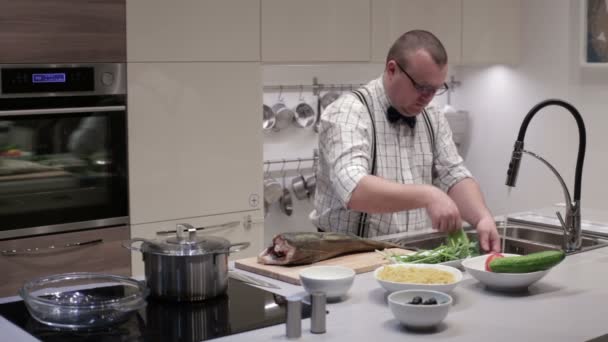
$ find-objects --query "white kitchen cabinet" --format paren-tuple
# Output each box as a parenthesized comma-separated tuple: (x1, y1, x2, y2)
(128, 62, 263, 225)
(462, 0, 520, 65)
(261, 0, 370, 62)
(371, 0, 462, 65)
(127, 0, 260, 62)
(129, 213, 264, 276)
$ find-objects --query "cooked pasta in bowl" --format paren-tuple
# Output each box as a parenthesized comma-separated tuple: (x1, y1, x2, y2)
(374, 264, 463, 293)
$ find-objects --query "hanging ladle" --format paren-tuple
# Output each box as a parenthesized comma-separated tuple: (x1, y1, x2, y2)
(279, 160, 293, 216)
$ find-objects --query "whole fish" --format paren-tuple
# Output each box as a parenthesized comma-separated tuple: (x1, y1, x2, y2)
(258, 232, 400, 266)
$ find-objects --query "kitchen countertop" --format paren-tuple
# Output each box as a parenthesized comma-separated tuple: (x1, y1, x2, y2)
(3, 245, 608, 342)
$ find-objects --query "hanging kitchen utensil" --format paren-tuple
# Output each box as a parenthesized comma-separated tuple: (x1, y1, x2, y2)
(263, 104, 276, 131)
(294, 86, 316, 128)
(123, 223, 250, 302)
(319, 87, 340, 111)
(264, 163, 282, 206)
(272, 103, 295, 131)
(314, 86, 340, 133)
(279, 162, 293, 216)
(313, 92, 322, 133)
(304, 173, 316, 198)
(272, 86, 295, 132)
(291, 159, 309, 200)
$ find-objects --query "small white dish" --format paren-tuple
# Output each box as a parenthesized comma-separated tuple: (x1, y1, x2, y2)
(299, 266, 355, 299)
(375, 264, 462, 293)
(461, 253, 551, 292)
(388, 289, 452, 330)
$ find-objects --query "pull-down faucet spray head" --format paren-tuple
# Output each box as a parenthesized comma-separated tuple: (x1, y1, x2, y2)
(506, 140, 524, 187)
(504, 99, 587, 253)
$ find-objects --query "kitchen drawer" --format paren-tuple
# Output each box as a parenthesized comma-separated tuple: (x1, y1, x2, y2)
(129, 212, 264, 277)
(0, 225, 130, 298)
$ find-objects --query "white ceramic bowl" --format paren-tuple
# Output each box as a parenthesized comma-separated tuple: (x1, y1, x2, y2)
(299, 266, 355, 299)
(374, 264, 462, 293)
(461, 253, 551, 292)
(388, 289, 452, 329)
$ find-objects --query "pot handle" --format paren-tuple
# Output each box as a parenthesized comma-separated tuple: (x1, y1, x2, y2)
(215, 242, 250, 255)
(229, 242, 250, 253)
(121, 238, 149, 253)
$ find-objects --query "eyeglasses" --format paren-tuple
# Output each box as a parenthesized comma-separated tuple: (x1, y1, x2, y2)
(393, 60, 449, 96)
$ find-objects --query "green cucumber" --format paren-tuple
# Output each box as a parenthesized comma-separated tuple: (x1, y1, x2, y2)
(489, 250, 566, 273)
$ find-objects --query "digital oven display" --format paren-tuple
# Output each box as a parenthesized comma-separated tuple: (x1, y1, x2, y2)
(32, 73, 67, 83)
(2, 67, 94, 93)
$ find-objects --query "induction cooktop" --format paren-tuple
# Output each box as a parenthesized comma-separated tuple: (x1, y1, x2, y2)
(0, 278, 311, 342)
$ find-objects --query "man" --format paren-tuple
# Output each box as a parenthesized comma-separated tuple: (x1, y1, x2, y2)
(310, 30, 500, 253)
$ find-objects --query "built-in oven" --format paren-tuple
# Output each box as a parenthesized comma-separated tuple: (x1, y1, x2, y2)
(0, 63, 128, 239)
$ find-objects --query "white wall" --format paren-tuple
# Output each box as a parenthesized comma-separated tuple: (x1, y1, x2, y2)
(456, 0, 608, 216)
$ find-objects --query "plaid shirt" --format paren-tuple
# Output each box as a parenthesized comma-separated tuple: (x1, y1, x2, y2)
(310, 76, 472, 237)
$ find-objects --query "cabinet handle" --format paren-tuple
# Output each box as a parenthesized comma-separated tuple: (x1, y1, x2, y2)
(1, 239, 103, 256)
(156, 221, 241, 236)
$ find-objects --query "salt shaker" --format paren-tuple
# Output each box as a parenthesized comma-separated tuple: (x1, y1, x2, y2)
(286, 296, 302, 339)
(310, 292, 326, 334)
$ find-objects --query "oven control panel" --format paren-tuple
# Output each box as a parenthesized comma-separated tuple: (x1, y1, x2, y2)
(0, 63, 125, 97)
(2, 67, 94, 93)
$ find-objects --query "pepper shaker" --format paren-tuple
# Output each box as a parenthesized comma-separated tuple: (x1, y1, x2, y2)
(286, 296, 302, 339)
(310, 292, 326, 334)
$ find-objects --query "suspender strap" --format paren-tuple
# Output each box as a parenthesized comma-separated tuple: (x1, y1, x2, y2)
(350, 92, 436, 237)
(421, 109, 436, 155)
(352, 89, 376, 238)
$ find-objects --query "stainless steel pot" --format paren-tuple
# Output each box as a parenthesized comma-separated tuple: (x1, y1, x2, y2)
(123, 223, 249, 302)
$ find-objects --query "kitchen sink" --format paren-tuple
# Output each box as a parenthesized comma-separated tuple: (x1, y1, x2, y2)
(379, 221, 608, 256)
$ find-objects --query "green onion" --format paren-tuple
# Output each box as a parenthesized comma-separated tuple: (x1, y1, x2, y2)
(376, 228, 480, 265)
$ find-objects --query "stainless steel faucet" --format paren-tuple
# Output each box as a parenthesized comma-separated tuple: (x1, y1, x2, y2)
(506, 99, 587, 253)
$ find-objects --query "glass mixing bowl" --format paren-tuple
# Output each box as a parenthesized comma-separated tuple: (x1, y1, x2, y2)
(19, 272, 148, 330)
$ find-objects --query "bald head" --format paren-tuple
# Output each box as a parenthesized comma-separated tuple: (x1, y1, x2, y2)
(386, 30, 447, 68)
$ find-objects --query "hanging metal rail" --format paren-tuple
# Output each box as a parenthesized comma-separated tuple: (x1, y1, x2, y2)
(263, 77, 364, 96)
(263, 156, 317, 166)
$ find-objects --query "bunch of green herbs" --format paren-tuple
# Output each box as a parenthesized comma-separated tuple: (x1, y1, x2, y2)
(378, 229, 480, 264)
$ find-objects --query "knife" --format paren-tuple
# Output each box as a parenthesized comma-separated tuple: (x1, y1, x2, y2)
(229, 271, 281, 289)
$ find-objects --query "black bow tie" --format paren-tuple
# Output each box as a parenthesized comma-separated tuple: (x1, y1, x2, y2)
(386, 106, 416, 128)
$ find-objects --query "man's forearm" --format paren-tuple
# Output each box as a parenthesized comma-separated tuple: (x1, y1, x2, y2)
(448, 178, 493, 226)
(347, 175, 435, 213)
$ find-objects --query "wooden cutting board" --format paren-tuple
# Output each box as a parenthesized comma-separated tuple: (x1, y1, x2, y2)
(234, 248, 414, 285)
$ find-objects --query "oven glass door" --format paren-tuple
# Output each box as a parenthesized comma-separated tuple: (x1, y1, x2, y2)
(0, 96, 128, 237)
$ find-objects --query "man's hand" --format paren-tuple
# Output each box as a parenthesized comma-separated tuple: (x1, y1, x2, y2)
(426, 187, 462, 232)
(476, 216, 501, 253)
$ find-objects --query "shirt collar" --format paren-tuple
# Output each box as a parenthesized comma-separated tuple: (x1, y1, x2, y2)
(370, 75, 417, 128)
(369, 75, 391, 115)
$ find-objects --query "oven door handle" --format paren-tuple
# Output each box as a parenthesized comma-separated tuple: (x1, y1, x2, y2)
(0, 106, 126, 116)
(1, 239, 103, 256)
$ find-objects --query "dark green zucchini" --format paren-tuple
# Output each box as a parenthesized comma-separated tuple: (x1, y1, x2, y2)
(489, 250, 566, 273)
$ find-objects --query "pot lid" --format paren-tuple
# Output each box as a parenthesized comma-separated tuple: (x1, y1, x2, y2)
(143, 223, 231, 256)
